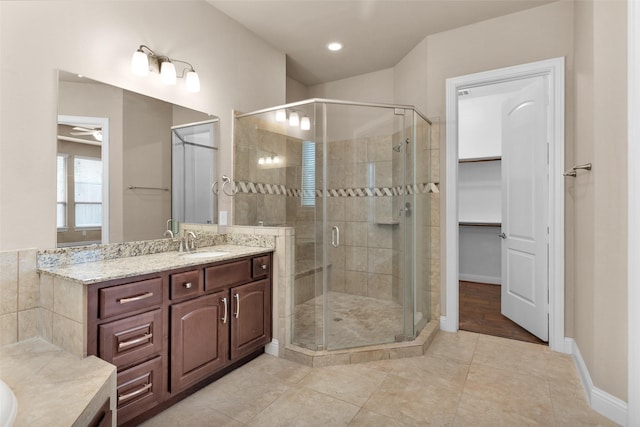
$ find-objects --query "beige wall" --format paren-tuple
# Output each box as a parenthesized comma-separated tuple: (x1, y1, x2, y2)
(308, 68, 395, 103)
(122, 92, 172, 242)
(0, 0, 285, 251)
(286, 77, 309, 103)
(573, 0, 628, 401)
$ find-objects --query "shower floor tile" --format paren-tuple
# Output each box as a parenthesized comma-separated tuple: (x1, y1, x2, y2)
(292, 291, 404, 350)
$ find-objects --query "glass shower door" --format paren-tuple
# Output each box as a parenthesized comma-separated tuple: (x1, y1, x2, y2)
(323, 103, 412, 350)
(171, 120, 218, 225)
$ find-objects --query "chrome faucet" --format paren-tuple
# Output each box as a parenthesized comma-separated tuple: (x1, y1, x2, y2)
(164, 229, 174, 238)
(186, 231, 197, 252)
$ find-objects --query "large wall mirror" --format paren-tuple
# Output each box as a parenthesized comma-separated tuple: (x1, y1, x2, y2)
(57, 70, 219, 247)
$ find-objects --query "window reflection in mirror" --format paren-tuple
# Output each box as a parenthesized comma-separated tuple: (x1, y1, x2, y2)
(57, 70, 218, 248)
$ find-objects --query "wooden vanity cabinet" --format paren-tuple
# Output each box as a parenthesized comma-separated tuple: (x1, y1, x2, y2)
(87, 252, 272, 427)
(230, 279, 271, 360)
(170, 291, 228, 393)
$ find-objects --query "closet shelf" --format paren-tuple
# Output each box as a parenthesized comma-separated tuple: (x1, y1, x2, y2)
(459, 221, 501, 227)
(459, 156, 501, 164)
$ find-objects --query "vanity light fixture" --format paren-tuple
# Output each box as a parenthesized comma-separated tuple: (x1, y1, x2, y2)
(131, 45, 201, 93)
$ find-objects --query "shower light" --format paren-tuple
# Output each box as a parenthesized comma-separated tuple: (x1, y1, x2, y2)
(289, 112, 300, 127)
(275, 109, 287, 122)
(300, 116, 311, 131)
(131, 44, 201, 92)
(327, 42, 343, 51)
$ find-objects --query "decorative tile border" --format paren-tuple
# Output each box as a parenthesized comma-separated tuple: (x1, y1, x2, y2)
(236, 180, 440, 197)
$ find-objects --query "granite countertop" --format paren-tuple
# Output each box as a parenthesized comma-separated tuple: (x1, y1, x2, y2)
(37, 244, 274, 285)
(0, 338, 116, 427)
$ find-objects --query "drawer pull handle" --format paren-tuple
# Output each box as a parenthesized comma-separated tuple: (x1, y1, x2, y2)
(184, 282, 192, 289)
(118, 333, 153, 350)
(234, 293, 240, 319)
(221, 297, 228, 324)
(118, 383, 152, 404)
(118, 292, 154, 304)
(261, 264, 267, 270)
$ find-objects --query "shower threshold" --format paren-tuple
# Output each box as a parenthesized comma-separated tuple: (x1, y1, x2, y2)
(283, 320, 439, 367)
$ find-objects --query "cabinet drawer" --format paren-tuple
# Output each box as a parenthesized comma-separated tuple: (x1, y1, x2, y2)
(252, 255, 271, 278)
(99, 278, 163, 319)
(170, 270, 203, 300)
(99, 309, 162, 368)
(205, 259, 251, 291)
(117, 356, 163, 425)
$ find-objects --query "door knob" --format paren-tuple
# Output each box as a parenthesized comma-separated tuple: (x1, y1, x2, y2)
(498, 232, 507, 239)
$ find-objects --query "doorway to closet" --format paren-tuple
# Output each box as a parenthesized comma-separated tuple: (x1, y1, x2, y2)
(443, 58, 566, 352)
(457, 77, 547, 344)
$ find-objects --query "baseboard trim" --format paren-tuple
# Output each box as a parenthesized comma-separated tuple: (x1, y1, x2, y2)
(440, 315, 452, 332)
(265, 339, 280, 357)
(567, 338, 628, 426)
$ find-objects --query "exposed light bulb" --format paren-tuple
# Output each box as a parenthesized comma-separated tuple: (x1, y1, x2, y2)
(258, 157, 265, 165)
(131, 49, 149, 76)
(275, 109, 287, 122)
(265, 157, 273, 164)
(160, 61, 177, 85)
(289, 112, 299, 127)
(300, 116, 311, 131)
(185, 70, 200, 93)
(273, 155, 280, 164)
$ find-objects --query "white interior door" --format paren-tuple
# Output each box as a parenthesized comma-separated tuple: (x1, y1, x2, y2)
(500, 76, 549, 341)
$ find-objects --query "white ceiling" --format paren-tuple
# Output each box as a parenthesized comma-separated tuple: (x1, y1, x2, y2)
(207, 0, 555, 86)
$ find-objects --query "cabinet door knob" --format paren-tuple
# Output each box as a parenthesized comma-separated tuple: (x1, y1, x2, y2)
(498, 232, 507, 239)
(184, 282, 192, 289)
(261, 264, 267, 270)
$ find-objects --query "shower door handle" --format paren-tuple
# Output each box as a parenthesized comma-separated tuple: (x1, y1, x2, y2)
(331, 226, 340, 248)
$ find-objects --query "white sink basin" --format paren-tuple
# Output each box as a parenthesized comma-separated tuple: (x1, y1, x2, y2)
(180, 251, 229, 259)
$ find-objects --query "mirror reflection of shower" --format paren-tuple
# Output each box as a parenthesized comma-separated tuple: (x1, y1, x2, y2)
(171, 119, 219, 226)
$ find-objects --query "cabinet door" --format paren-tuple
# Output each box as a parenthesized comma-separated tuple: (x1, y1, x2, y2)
(230, 279, 271, 360)
(170, 291, 228, 393)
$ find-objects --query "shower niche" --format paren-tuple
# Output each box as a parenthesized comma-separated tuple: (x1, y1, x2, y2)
(234, 99, 437, 353)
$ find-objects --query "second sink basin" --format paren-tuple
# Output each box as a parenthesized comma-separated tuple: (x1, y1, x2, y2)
(180, 251, 230, 259)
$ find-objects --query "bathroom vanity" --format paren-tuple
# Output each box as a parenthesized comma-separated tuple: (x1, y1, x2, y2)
(38, 242, 273, 426)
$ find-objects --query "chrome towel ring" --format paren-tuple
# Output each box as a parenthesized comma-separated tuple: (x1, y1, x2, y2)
(212, 175, 238, 196)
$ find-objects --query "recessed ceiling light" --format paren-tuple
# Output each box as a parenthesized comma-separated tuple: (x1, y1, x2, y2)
(327, 42, 342, 52)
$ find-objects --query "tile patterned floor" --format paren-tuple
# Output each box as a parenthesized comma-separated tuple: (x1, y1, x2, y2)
(293, 292, 404, 350)
(141, 331, 616, 427)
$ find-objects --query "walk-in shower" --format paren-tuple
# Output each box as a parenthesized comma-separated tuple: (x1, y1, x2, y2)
(234, 99, 436, 352)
